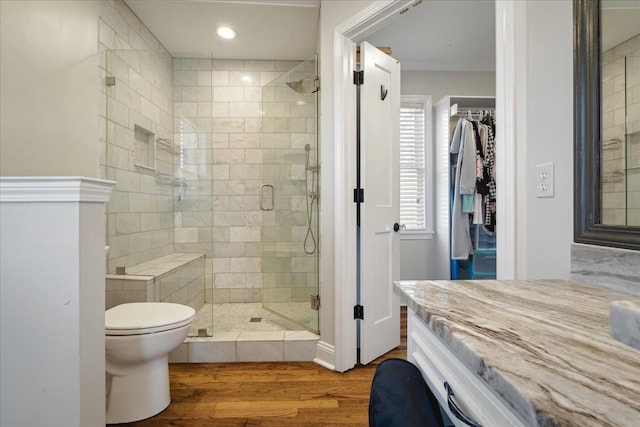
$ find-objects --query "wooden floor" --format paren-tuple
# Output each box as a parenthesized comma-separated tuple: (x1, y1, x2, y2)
(127, 307, 407, 427)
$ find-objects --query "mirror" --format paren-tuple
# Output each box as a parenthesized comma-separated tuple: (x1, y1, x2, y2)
(574, 0, 640, 250)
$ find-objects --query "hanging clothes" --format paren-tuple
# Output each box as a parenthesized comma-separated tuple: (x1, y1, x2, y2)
(481, 115, 497, 232)
(474, 122, 490, 224)
(473, 192, 483, 225)
(475, 123, 490, 196)
(450, 118, 475, 260)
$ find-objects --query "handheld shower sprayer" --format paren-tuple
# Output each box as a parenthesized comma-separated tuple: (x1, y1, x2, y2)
(304, 144, 317, 172)
(304, 144, 317, 254)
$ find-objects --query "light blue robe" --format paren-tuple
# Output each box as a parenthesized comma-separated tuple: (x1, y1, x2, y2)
(450, 119, 476, 260)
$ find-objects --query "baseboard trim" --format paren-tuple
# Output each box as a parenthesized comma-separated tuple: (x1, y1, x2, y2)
(314, 340, 335, 371)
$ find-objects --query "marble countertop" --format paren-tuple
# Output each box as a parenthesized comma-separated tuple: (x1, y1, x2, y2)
(394, 279, 640, 426)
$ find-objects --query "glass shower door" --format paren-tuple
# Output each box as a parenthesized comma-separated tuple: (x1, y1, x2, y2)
(261, 57, 319, 333)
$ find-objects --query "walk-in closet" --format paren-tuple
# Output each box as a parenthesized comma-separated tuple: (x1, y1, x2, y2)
(434, 96, 496, 280)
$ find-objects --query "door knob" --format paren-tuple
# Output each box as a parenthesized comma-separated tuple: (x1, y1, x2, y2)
(393, 223, 406, 232)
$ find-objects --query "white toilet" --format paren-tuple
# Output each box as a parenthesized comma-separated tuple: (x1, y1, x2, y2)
(105, 302, 195, 424)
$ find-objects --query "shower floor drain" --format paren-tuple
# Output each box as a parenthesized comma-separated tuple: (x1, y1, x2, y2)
(249, 317, 262, 323)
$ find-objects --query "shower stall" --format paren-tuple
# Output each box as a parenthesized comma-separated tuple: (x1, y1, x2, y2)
(102, 50, 319, 337)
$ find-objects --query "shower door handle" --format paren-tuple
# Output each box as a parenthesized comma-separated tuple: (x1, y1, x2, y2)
(260, 184, 274, 211)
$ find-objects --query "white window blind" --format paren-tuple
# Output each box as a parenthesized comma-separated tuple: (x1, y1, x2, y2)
(400, 100, 427, 232)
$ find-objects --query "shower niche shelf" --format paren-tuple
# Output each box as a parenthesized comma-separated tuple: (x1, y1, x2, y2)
(627, 131, 640, 170)
(133, 124, 156, 173)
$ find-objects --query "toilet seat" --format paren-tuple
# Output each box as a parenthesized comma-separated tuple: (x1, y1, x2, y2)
(106, 302, 195, 336)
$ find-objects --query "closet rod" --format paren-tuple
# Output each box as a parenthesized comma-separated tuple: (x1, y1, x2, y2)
(451, 109, 495, 118)
(450, 104, 495, 117)
(452, 108, 495, 113)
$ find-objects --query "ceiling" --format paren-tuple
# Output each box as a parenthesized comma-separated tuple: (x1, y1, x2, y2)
(125, 0, 496, 71)
(125, 0, 320, 60)
(365, 0, 496, 72)
(123, 0, 640, 72)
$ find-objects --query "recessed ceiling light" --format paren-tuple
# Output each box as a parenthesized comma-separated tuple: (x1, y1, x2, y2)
(217, 26, 237, 39)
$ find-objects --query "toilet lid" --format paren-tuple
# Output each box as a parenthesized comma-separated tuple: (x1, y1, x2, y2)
(105, 302, 195, 336)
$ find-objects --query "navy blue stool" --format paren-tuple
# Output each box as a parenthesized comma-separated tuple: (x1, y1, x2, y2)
(369, 358, 445, 427)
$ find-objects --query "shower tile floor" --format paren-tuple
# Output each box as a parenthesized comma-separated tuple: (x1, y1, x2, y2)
(189, 302, 317, 336)
(176, 303, 319, 363)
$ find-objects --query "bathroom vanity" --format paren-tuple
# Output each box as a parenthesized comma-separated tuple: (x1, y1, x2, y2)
(394, 279, 640, 426)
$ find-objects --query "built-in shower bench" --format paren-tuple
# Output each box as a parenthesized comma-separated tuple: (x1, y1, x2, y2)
(105, 252, 205, 311)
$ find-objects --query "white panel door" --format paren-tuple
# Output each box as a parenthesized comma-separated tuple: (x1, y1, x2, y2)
(359, 42, 401, 365)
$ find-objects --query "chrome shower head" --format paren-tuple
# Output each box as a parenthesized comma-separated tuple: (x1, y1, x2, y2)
(285, 75, 319, 95)
(286, 80, 307, 95)
(304, 144, 311, 152)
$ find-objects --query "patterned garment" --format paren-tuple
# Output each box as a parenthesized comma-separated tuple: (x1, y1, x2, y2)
(473, 122, 490, 197)
(483, 124, 497, 231)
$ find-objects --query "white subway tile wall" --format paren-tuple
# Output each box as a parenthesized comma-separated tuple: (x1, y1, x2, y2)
(99, 0, 176, 273)
(173, 58, 318, 306)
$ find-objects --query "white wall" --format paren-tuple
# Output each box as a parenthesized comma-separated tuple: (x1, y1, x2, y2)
(0, 178, 112, 427)
(0, 2, 110, 425)
(1, 201, 84, 426)
(400, 70, 495, 279)
(0, 0, 100, 177)
(513, 0, 573, 279)
(401, 71, 496, 106)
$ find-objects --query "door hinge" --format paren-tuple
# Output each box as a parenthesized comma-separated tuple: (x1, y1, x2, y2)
(353, 188, 364, 203)
(353, 70, 364, 86)
(354, 304, 364, 320)
(311, 294, 320, 311)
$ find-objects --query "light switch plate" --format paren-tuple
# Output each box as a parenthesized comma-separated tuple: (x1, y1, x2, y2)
(536, 162, 554, 198)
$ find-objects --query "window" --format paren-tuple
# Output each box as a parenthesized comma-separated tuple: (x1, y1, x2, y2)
(400, 95, 433, 238)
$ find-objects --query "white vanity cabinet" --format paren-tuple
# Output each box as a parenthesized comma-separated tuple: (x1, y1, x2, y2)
(407, 310, 527, 427)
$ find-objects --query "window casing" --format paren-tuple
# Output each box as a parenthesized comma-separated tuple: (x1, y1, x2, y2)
(400, 95, 433, 239)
